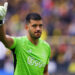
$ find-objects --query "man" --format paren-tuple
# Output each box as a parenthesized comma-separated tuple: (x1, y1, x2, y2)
(0, 2, 51, 75)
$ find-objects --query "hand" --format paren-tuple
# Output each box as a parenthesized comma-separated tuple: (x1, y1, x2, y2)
(0, 2, 8, 20)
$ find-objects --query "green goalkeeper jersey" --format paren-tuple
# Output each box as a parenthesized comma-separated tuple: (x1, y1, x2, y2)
(10, 36, 51, 75)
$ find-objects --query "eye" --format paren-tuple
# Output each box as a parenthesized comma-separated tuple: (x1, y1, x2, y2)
(32, 24, 37, 27)
(39, 24, 43, 27)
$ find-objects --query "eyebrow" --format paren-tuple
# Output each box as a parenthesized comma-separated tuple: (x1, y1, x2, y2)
(32, 24, 37, 26)
(32, 24, 43, 26)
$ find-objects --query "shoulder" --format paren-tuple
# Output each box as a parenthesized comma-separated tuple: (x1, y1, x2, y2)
(12, 36, 26, 41)
(40, 39, 50, 47)
(11, 36, 27, 45)
(40, 39, 51, 50)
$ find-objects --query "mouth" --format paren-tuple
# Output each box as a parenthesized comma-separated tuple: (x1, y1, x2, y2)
(35, 32, 41, 36)
(35, 32, 41, 34)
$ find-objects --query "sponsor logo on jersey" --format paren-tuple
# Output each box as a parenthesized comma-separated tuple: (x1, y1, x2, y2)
(27, 56, 45, 68)
(27, 49, 32, 53)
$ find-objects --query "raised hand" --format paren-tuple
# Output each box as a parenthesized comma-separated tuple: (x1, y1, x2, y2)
(0, 2, 8, 20)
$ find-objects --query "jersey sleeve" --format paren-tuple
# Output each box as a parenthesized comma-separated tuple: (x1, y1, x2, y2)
(9, 37, 17, 50)
(46, 45, 51, 64)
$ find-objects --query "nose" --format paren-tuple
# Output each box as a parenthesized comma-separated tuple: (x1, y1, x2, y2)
(36, 26, 40, 30)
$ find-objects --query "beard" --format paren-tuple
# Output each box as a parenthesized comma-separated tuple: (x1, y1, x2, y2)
(29, 30, 41, 39)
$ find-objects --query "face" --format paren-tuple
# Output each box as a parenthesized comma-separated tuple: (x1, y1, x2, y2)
(26, 19, 43, 39)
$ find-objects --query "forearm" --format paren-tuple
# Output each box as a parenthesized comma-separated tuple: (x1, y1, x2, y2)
(0, 25, 13, 48)
(0, 25, 6, 40)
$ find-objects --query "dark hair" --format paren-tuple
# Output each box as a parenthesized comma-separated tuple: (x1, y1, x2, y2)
(25, 13, 42, 24)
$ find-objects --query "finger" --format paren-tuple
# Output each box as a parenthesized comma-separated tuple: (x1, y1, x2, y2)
(0, 7, 5, 16)
(4, 2, 8, 10)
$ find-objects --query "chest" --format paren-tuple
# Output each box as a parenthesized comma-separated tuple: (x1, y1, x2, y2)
(17, 42, 48, 68)
(21, 44, 48, 67)
(23, 42, 48, 60)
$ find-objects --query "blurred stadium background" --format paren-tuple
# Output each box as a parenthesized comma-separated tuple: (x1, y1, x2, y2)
(0, 0, 75, 75)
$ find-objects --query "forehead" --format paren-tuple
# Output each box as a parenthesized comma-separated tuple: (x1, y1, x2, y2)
(29, 19, 43, 25)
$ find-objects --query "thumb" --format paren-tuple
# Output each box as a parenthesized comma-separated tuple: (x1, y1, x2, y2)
(4, 2, 8, 11)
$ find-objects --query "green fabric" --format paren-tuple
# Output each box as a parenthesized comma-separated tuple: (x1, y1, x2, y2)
(10, 37, 16, 49)
(10, 36, 51, 75)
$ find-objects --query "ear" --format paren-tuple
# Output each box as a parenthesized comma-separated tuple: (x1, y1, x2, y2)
(25, 24, 29, 30)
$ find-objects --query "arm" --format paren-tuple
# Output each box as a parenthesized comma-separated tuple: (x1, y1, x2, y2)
(0, 2, 14, 48)
(0, 25, 14, 48)
(44, 64, 49, 75)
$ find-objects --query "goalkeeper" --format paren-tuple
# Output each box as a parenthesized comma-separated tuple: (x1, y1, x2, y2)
(0, 2, 51, 75)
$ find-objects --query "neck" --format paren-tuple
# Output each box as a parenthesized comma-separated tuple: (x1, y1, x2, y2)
(27, 35, 39, 45)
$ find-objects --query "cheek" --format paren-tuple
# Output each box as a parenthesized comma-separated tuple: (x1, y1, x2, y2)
(28, 27, 34, 33)
(30, 27, 36, 32)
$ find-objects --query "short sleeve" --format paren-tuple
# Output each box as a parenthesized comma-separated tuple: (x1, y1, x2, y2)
(46, 45, 51, 64)
(9, 37, 16, 50)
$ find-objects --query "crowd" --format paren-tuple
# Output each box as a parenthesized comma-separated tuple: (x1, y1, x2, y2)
(0, 0, 75, 75)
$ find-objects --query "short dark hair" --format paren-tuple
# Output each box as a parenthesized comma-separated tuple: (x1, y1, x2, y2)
(25, 13, 42, 24)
